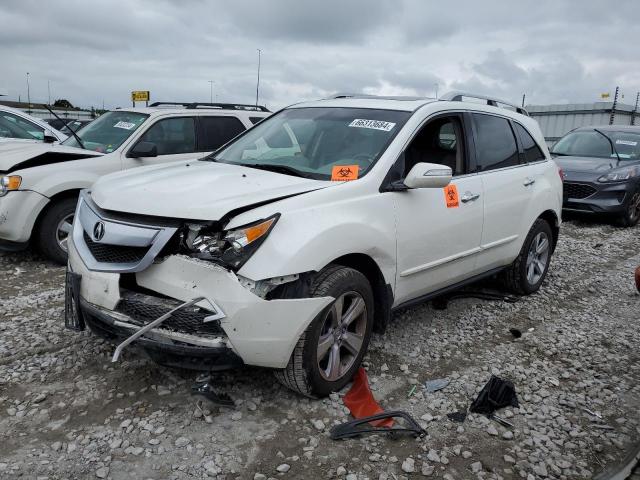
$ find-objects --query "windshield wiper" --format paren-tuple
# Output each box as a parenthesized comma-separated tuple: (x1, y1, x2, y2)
(241, 163, 312, 178)
(594, 128, 621, 165)
(45, 105, 85, 150)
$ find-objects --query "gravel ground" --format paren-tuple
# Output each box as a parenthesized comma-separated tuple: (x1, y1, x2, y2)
(1, 217, 639, 480)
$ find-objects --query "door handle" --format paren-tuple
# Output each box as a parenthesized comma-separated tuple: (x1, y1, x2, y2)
(461, 192, 480, 203)
(523, 177, 536, 186)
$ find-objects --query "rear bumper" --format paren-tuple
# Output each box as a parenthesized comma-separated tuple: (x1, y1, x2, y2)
(562, 179, 636, 214)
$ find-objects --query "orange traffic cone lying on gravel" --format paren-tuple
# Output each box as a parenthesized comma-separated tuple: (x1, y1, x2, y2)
(635, 266, 640, 293)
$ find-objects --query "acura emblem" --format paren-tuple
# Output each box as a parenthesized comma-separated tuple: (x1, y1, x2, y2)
(93, 221, 105, 241)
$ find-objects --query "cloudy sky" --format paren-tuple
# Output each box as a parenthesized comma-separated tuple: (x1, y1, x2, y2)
(1, 0, 639, 111)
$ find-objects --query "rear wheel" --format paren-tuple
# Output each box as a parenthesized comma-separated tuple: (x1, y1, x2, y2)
(502, 219, 553, 295)
(36, 197, 77, 265)
(619, 189, 640, 227)
(274, 266, 374, 397)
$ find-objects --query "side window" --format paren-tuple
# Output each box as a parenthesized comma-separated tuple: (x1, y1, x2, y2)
(514, 123, 545, 162)
(249, 116, 264, 125)
(403, 117, 465, 177)
(0, 112, 44, 140)
(198, 116, 246, 151)
(137, 117, 195, 155)
(472, 114, 519, 171)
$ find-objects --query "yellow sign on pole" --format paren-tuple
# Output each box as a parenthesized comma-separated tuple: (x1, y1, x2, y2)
(131, 91, 150, 102)
(601, 92, 610, 99)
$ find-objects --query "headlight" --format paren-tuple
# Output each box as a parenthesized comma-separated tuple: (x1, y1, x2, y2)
(184, 214, 279, 270)
(0, 176, 22, 197)
(598, 166, 639, 182)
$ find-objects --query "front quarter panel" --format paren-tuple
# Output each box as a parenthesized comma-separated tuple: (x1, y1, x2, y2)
(233, 185, 397, 289)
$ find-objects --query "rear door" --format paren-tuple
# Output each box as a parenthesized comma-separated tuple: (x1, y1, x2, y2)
(123, 116, 197, 168)
(471, 113, 536, 270)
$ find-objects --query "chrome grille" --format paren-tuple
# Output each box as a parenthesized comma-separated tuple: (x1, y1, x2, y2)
(564, 182, 597, 200)
(116, 292, 224, 336)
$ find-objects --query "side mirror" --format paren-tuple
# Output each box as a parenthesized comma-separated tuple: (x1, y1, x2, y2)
(128, 141, 158, 158)
(404, 162, 452, 189)
(43, 129, 58, 143)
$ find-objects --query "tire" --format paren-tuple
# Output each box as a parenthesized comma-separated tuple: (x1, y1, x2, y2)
(274, 265, 374, 398)
(618, 188, 640, 227)
(502, 219, 553, 295)
(36, 197, 77, 265)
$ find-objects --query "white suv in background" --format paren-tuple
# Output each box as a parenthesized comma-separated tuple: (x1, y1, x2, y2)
(66, 92, 563, 397)
(0, 102, 270, 263)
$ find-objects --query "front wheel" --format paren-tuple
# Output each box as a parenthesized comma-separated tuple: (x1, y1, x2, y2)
(36, 197, 77, 265)
(619, 189, 640, 227)
(274, 266, 374, 397)
(502, 219, 553, 295)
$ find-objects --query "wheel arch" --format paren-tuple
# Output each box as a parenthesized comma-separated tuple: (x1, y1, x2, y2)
(33, 189, 81, 235)
(328, 253, 393, 335)
(538, 209, 560, 252)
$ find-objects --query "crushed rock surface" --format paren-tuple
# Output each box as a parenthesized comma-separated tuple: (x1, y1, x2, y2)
(1, 217, 639, 479)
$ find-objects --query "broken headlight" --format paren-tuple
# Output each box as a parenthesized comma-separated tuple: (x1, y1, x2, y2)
(183, 214, 279, 270)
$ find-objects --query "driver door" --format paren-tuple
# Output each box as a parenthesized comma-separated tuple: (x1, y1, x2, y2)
(393, 113, 485, 306)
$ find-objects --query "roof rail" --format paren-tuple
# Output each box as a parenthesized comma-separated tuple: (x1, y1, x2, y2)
(439, 91, 529, 116)
(328, 93, 432, 101)
(148, 102, 270, 112)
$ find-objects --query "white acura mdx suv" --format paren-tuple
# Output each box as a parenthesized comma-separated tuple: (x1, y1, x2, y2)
(0, 102, 269, 263)
(66, 92, 563, 397)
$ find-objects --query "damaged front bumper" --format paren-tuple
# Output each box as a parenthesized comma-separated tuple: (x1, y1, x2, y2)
(67, 234, 332, 370)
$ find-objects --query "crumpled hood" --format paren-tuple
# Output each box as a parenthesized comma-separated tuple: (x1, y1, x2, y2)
(553, 155, 618, 174)
(91, 160, 334, 221)
(0, 142, 102, 173)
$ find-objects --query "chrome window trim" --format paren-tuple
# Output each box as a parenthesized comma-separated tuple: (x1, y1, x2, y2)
(73, 190, 178, 273)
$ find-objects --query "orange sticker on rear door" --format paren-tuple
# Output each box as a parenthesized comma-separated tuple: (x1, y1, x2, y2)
(444, 184, 459, 208)
(331, 165, 359, 181)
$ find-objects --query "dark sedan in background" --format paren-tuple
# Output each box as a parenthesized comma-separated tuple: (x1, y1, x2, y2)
(552, 125, 640, 227)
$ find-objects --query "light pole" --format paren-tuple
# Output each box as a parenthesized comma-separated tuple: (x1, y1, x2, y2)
(48, 80, 51, 105)
(434, 83, 439, 99)
(26, 72, 31, 112)
(208, 80, 214, 103)
(256, 49, 261, 106)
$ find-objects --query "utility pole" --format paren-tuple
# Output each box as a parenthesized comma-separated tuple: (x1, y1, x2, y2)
(26, 72, 31, 113)
(631, 92, 639, 126)
(521, 94, 526, 108)
(47, 80, 51, 105)
(256, 49, 261, 106)
(609, 86, 619, 125)
(208, 80, 214, 103)
(434, 83, 439, 99)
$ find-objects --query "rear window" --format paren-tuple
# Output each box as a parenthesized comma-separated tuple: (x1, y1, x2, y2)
(198, 116, 246, 152)
(472, 114, 519, 171)
(514, 123, 545, 162)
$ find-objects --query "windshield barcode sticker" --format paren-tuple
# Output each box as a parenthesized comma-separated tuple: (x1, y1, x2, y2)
(616, 139, 638, 146)
(348, 119, 396, 132)
(114, 121, 136, 130)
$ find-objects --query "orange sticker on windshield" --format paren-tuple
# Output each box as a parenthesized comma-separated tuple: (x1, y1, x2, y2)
(444, 184, 459, 208)
(331, 165, 359, 181)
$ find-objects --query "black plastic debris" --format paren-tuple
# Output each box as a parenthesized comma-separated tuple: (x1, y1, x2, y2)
(191, 380, 234, 407)
(469, 375, 519, 415)
(446, 411, 467, 423)
(330, 411, 426, 440)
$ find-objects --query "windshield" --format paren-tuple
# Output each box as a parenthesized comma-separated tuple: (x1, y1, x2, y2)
(211, 107, 411, 180)
(62, 111, 147, 152)
(552, 130, 640, 160)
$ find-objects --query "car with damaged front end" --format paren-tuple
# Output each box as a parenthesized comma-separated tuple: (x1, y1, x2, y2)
(66, 93, 563, 397)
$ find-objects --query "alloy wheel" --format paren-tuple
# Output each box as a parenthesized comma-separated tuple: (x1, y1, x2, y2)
(525, 231, 550, 285)
(56, 213, 74, 253)
(317, 291, 367, 382)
